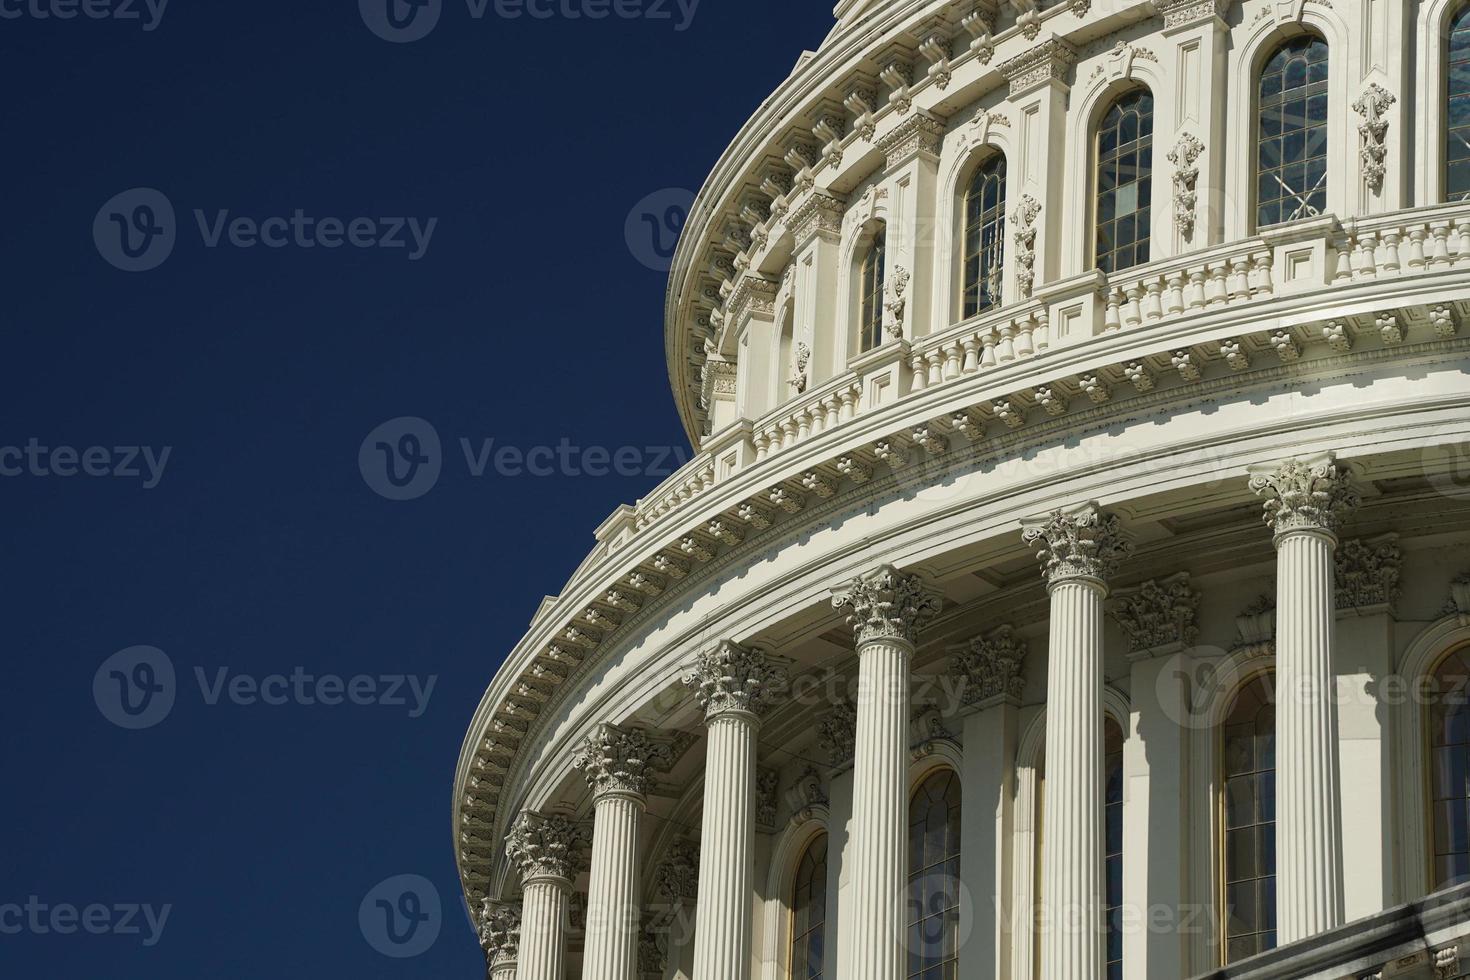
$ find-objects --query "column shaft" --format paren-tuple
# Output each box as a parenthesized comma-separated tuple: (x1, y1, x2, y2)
(583, 793, 644, 980)
(846, 637, 911, 980)
(518, 877, 570, 980)
(1275, 529, 1345, 942)
(1040, 579, 1106, 980)
(692, 712, 758, 980)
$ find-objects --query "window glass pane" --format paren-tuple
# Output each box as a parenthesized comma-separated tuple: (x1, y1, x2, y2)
(1222, 673, 1277, 964)
(1431, 646, 1470, 890)
(859, 229, 886, 353)
(1450, 8, 1470, 199)
(791, 835, 828, 980)
(1095, 89, 1154, 273)
(1256, 37, 1329, 227)
(961, 155, 1007, 318)
(907, 772, 961, 979)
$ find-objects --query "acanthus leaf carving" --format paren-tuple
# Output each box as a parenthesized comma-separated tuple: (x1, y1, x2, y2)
(1167, 132, 1205, 239)
(1248, 456, 1360, 536)
(683, 640, 789, 719)
(884, 265, 912, 340)
(573, 723, 678, 799)
(1353, 83, 1396, 193)
(1335, 536, 1402, 611)
(653, 837, 700, 903)
(478, 899, 521, 970)
(1110, 573, 1201, 656)
(952, 624, 1028, 706)
(505, 810, 588, 883)
(832, 564, 942, 646)
(1021, 504, 1130, 585)
(1011, 194, 1042, 298)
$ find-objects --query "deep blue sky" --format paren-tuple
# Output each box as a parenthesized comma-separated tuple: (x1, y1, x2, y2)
(0, 2, 836, 976)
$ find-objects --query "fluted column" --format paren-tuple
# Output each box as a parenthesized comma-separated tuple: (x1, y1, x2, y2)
(1250, 456, 1357, 943)
(505, 811, 584, 980)
(684, 641, 788, 980)
(832, 565, 942, 980)
(478, 899, 520, 980)
(575, 724, 675, 980)
(1021, 505, 1130, 980)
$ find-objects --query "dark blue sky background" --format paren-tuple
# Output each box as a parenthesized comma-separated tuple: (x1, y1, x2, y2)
(0, 2, 836, 975)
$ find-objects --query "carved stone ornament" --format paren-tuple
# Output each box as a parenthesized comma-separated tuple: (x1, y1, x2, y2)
(573, 723, 678, 799)
(1335, 536, 1402, 611)
(832, 564, 942, 646)
(876, 111, 946, 170)
(1248, 456, 1360, 536)
(787, 342, 811, 395)
(910, 702, 957, 755)
(1453, 574, 1470, 625)
(1167, 133, 1205, 239)
(756, 768, 780, 828)
(1352, 83, 1396, 193)
(784, 765, 829, 817)
(788, 191, 845, 245)
(951, 624, 1027, 706)
(504, 810, 587, 883)
(1154, 0, 1226, 27)
(653, 837, 700, 903)
(1021, 505, 1131, 585)
(1012, 194, 1042, 297)
(884, 265, 912, 340)
(816, 692, 858, 765)
(1232, 594, 1277, 659)
(998, 38, 1077, 97)
(1111, 573, 1201, 655)
(683, 640, 789, 720)
(1435, 945, 1462, 980)
(638, 922, 665, 976)
(478, 899, 521, 969)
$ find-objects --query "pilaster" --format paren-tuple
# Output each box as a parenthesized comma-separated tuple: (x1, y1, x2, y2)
(875, 113, 944, 342)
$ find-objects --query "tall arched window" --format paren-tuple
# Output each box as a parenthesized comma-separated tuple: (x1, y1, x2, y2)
(1448, 8, 1470, 200)
(1104, 718, 1126, 980)
(1429, 645, 1470, 888)
(1222, 672, 1277, 963)
(962, 154, 1007, 318)
(907, 770, 961, 979)
(858, 227, 887, 353)
(790, 834, 829, 979)
(1095, 90, 1154, 274)
(1256, 36, 1329, 228)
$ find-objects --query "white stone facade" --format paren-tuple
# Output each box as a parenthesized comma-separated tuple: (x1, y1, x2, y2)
(459, 0, 1470, 976)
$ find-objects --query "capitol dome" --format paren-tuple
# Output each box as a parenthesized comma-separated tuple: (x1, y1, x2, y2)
(457, 0, 1470, 976)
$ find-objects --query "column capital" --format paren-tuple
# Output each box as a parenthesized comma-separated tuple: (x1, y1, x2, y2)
(951, 624, 1028, 709)
(574, 723, 677, 801)
(1248, 454, 1359, 538)
(478, 899, 521, 973)
(683, 640, 789, 722)
(1110, 573, 1201, 660)
(832, 564, 942, 647)
(653, 837, 700, 905)
(1021, 503, 1130, 587)
(505, 810, 587, 885)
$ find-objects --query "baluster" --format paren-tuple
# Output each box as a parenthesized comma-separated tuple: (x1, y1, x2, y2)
(1033, 309, 1051, 351)
(1104, 288, 1124, 332)
(1406, 226, 1429, 270)
(797, 408, 813, 441)
(1357, 232, 1379, 277)
(1430, 222, 1454, 266)
(1014, 319, 1036, 358)
(1124, 283, 1145, 328)
(961, 336, 981, 374)
(1206, 263, 1230, 305)
(997, 322, 1017, 362)
(980, 330, 999, 368)
(1381, 231, 1402, 274)
(1165, 271, 1186, 315)
(1252, 250, 1275, 298)
(909, 351, 928, 391)
(1456, 220, 1470, 261)
(840, 386, 860, 421)
(1186, 269, 1208, 309)
(942, 343, 962, 380)
(926, 349, 944, 386)
(1143, 278, 1165, 321)
(824, 396, 841, 430)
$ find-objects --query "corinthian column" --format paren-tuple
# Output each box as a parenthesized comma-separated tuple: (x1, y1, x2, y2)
(1021, 505, 1130, 980)
(505, 810, 585, 980)
(832, 565, 942, 980)
(1249, 455, 1357, 943)
(575, 724, 675, 980)
(478, 899, 520, 980)
(683, 641, 788, 980)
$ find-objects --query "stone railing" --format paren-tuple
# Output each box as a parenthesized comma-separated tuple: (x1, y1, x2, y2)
(618, 202, 1470, 555)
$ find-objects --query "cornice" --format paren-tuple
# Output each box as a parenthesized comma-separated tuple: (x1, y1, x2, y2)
(997, 36, 1078, 97)
(459, 327, 1470, 905)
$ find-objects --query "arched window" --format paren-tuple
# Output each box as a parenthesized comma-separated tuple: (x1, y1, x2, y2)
(1104, 717, 1126, 980)
(1429, 645, 1470, 888)
(962, 154, 1007, 318)
(907, 770, 961, 979)
(1221, 673, 1277, 963)
(1095, 90, 1154, 274)
(858, 227, 887, 353)
(1256, 36, 1329, 228)
(790, 834, 829, 980)
(1448, 8, 1470, 200)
